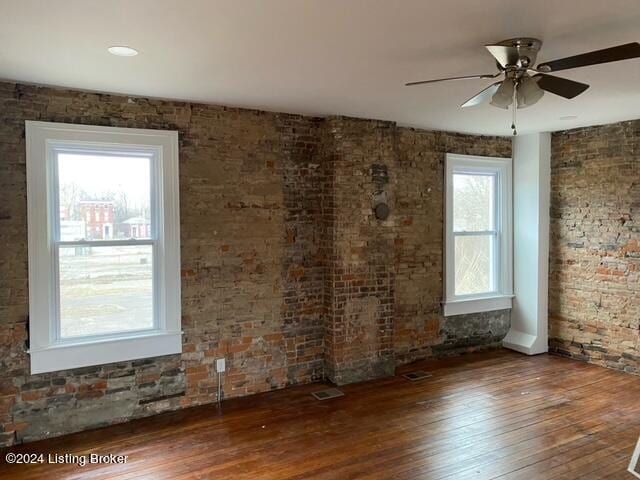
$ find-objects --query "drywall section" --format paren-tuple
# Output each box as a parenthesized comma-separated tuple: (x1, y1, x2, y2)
(503, 132, 550, 355)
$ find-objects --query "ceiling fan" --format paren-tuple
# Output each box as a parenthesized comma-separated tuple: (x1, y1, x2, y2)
(405, 38, 640, 134)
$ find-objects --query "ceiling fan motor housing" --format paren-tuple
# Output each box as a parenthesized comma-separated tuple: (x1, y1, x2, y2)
(493, 38, 543, 72)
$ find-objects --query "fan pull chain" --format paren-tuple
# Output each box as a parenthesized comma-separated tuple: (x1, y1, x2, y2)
(511, 83, 517, 136)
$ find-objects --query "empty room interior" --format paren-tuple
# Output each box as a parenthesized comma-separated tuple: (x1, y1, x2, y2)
(1, 1, 640, 479)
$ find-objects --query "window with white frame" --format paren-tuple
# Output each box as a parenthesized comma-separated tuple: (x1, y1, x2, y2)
(26, 121, 181, 374)
(444, 153, 513, 316)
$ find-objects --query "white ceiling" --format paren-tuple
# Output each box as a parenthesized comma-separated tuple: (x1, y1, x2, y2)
(1, 0, 639, 135)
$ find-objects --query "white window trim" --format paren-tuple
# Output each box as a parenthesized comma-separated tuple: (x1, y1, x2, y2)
(444, 153, 513, 317)
(26, 121, 182, 374)
(629, 435, 640, 479)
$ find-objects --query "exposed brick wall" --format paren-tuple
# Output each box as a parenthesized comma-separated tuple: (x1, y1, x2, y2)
(0, 83, 325, 445)
(280, 117, 325, 384)
(321, 117, 398, 385)
(549, 120, 640, 375)
(0, 80, 512, 445)
(321, 120, 512, 384)
(394, 130, 513, 364)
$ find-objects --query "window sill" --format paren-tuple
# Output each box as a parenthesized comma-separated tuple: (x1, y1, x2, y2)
(29, 331, 182, 374)
(443, 295, 513, 317)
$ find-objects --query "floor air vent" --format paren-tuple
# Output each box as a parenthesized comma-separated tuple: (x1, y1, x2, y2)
(402, 371, 432, 381)
(312, 388, 344, 400)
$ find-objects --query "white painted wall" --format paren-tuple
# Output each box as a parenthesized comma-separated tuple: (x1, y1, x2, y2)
(503, 133, 550, 355)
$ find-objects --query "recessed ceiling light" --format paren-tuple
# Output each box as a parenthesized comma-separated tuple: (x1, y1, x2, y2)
(559, 115, 578, 121)
(107, 46, 139, 57)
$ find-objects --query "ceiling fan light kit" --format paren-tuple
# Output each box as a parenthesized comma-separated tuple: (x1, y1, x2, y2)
(490, 79, 514, 109)
(517, 76, 544, 109)
(406, 38, 640, 135)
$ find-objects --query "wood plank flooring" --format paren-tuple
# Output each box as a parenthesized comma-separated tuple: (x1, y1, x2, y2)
(2, 349, 640, 479)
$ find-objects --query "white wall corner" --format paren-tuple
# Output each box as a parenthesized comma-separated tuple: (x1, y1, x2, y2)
(503, 132, 550, 355)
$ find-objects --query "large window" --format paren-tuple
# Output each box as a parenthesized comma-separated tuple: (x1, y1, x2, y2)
(444, 154, 513, 316)
(26, 121, 181, 374)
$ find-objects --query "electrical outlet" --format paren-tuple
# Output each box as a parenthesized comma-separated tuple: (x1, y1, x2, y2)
(216, 358, 226, 373)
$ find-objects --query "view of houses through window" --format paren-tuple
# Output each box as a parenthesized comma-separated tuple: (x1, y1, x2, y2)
(56, 153, 154, 338)
(58, 153, 151, 241)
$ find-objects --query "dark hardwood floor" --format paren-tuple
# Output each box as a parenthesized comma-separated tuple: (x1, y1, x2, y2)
(2, 349, 640, 479)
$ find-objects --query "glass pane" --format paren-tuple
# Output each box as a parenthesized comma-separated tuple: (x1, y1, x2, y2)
(454, 234, 493, 296)
(453, 173, 495, 231)
(58, 245, 154, 338)
(57, 153, 151, 241)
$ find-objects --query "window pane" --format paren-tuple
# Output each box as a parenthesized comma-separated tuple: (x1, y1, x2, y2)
(453, 173, 495, 231)
(57, 153, 151, 240)
(454, 234, 493, 296)
(58, 245, 154, 338)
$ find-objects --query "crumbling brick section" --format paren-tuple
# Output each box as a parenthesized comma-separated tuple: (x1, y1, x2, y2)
(549, 120, 640, 375)
(280, 116, 325, 385)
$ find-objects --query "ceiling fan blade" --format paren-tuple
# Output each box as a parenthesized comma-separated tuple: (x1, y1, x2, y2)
(534, 74, 589, 99)
(485, 44, 520, 68)
(537, 42, 640, 72)
(461, 81, 502, 108)
(405, 73, 498, 86)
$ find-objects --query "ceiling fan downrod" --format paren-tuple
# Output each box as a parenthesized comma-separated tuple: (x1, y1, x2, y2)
(511, 85, 517, 136)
